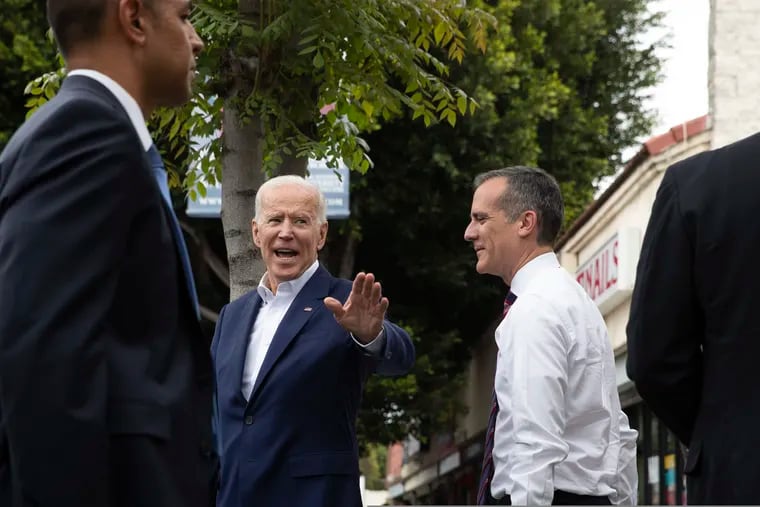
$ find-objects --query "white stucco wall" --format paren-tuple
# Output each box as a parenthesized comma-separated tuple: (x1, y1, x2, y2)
(709, 0, 760, 149)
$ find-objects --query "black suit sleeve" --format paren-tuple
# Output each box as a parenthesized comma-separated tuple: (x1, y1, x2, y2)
(0, 98, 143, 505)
(626, 167, 703, 445)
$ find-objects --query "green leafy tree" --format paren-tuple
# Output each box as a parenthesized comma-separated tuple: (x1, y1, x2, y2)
(0, 0, 57, 148)
(25, 0, 495, 299)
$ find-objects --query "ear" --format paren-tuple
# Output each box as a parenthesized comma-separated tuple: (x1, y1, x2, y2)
(252, 219, 261, 248)
(317, 221, 328, 250)
(516, 210, 539, 239)
(117, 0, 150, 46)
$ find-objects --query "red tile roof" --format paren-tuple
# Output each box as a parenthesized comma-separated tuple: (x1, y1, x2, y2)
(644, 115, 708, 155)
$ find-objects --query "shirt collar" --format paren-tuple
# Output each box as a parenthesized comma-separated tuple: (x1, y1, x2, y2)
(67, 69, 153, 151)
(509, 251, 560, 297)
(257, 259, 320, 302)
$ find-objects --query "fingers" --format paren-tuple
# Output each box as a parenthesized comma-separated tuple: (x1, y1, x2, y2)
(361, 273, 375, 298)
(378, 297, 389, 315)
(370, 280, 382, 303)
(323, 296, 345, 318)
(352, 272, 366, 297)
(354, 272, 383, 302)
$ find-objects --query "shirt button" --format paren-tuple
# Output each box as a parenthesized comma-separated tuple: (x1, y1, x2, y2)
(244, 415, 253, 425)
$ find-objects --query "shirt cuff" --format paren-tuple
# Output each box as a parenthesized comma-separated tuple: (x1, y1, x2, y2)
(351, 326, 386, 356)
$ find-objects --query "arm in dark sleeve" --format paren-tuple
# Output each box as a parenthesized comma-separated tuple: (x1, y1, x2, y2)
(626, 167, 703, 445)
(358, 320, 415, 377)
(0, 99, 141, 506)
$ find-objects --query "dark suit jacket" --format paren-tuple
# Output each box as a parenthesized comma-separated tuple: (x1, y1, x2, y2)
(626, 132, 760, 504)
(212, 266, 414, 507)
(0, 76, 216, 507)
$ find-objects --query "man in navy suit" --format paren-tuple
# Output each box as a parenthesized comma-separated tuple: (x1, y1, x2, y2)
(0, 1, 215, 506)
(212, 175, 415, 507)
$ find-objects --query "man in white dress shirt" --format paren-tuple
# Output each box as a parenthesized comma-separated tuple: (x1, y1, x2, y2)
(464, 166, 638, 505)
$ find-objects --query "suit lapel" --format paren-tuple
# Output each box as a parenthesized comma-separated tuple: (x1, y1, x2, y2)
(231, 292, 264, 404)
(247, 267, 331, 407)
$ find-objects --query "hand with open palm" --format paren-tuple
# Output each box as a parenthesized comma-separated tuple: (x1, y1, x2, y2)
(324, 272, 388, 344)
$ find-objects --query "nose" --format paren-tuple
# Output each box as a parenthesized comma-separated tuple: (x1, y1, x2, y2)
(464, 221, 476, 242)
(277, 220, 294, 239)
(190, 25, 204, 56)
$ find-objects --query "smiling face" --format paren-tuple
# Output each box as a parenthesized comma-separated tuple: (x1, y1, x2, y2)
(463, 177, 521, 281)
(252, 183, 328, 292)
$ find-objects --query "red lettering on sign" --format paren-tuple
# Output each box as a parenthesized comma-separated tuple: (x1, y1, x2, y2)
(576, 237, 619, 303)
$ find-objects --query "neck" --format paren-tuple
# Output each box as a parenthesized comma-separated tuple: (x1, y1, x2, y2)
(66, 49, 153, 118)
(503, 245, 553, 285)
(264, 274, 279, 295)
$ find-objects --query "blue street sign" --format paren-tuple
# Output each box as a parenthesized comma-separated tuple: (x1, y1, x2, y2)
(186, 159, 350, 220)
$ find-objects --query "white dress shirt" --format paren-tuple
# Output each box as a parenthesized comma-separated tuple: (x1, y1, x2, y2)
(67, 69, 152, 151)
(241, 261, 386, 400)
(491, 252, 638, 505)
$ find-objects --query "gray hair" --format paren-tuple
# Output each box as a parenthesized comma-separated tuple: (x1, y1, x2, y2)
(255, 175, 327, 224)
(473, 166, 564, 246)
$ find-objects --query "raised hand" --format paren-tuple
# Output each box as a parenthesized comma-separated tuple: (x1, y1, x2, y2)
(323, 272, 389, 343)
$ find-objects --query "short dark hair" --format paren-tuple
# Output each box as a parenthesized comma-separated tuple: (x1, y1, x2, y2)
(473, 166, 564, 246)
(47, 0, 109, 57)
(47, 0, 156, 57)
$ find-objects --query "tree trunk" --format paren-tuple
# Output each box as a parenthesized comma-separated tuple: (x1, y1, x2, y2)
(221, 106, 264, 301)
(220, 0, 309, 301)
(276, 153, 308, 177)
(338, 230, 357, 280)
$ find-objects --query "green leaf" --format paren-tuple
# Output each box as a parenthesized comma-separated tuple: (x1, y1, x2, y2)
(168, 118, 181, 139)
(457, 95, 467, 115)
(300, 33, 320, 45)
(313, 51, 324, 68)
(446, 109, 456, 127)
(298, 45, 318, 55)
(405, 81, 419, 93)
(433, 22, 447, 45)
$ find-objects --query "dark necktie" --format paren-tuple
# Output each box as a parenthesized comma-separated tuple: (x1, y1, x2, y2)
(477, 290, 518, 505)
(147, 144, 200, 319)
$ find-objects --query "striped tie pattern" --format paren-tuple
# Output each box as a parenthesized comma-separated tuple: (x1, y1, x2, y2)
(477, 291, 517, 505)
